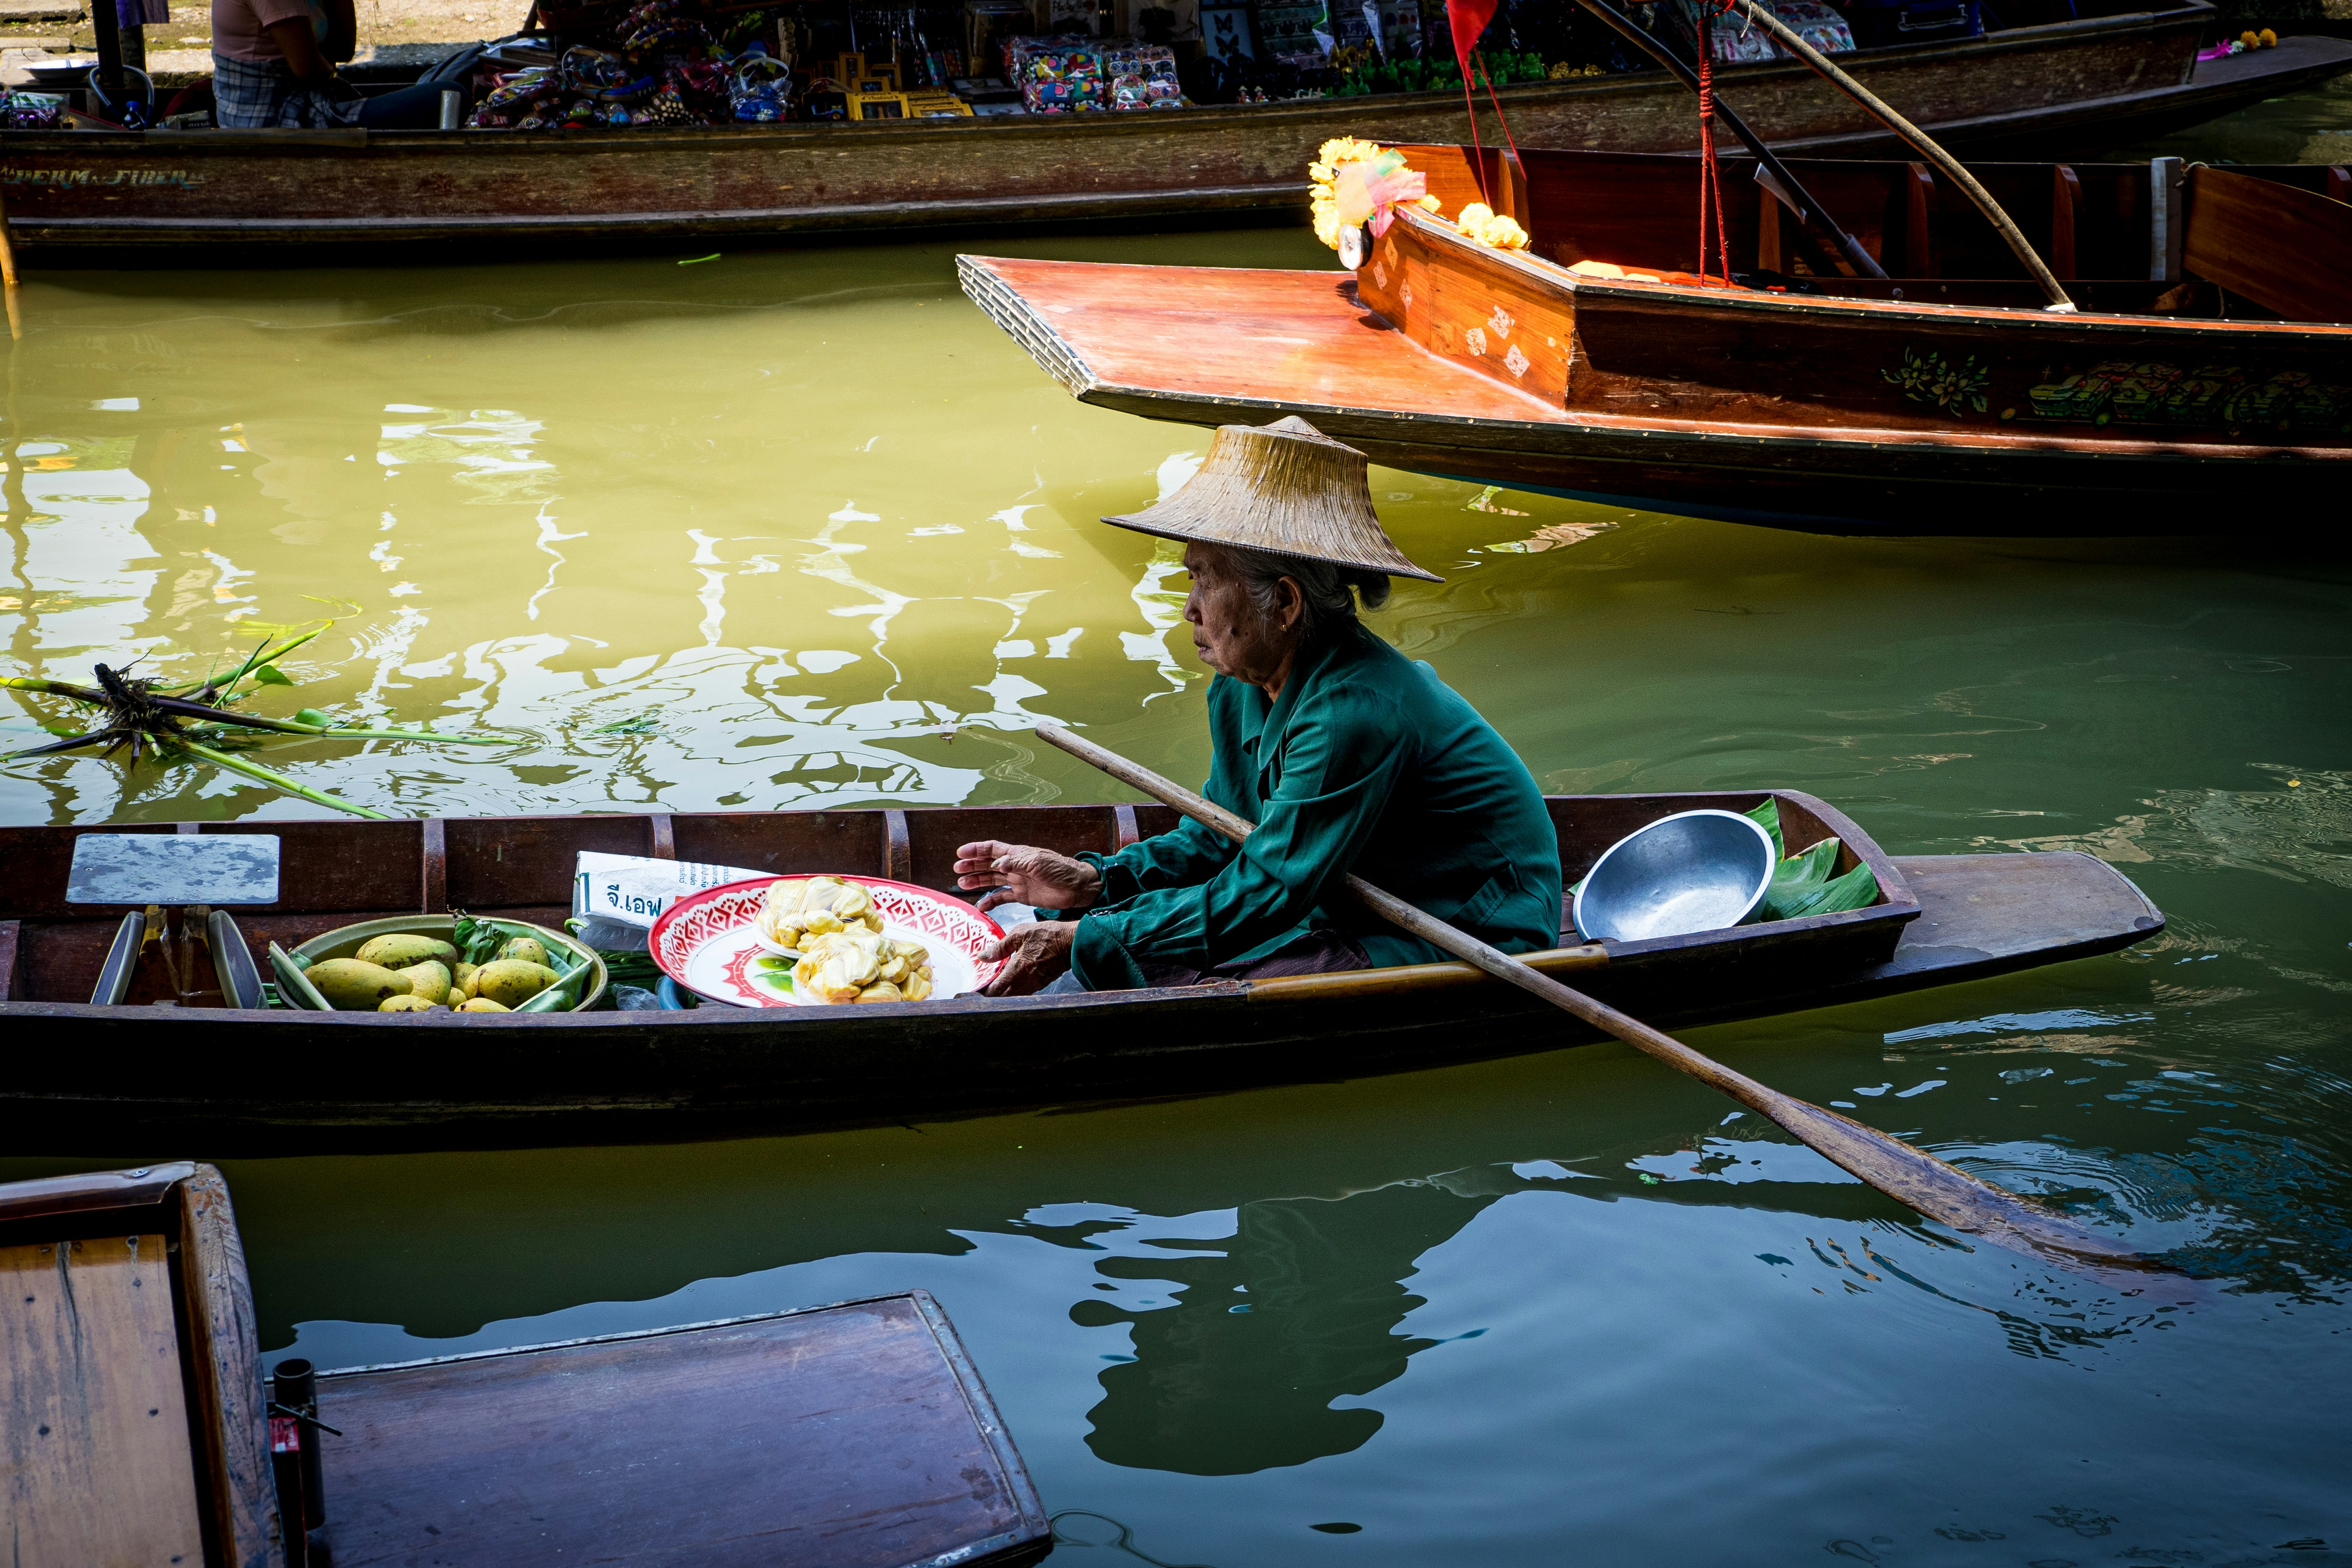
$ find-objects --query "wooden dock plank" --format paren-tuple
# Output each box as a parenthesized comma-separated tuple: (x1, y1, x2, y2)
(1, 1235, 207, 1567)
(314, 1293, 1048, 1568)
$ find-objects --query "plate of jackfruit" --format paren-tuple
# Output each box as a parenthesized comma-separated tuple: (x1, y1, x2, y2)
(649, 874, 1004, 1008)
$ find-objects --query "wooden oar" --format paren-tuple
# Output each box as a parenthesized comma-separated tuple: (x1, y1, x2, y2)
(1718, 0, 2076, 313)
(1037, 722, 2162, 1276)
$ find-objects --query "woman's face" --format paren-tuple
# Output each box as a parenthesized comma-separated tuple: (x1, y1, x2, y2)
(1183, 544, 1302, 691)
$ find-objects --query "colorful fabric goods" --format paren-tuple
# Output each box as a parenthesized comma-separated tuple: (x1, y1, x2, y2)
(1309, 138, 1440, 250)
(464, 0, 788, 130)
(1, 89, 68, 130)
(1002, 35, 1181, 112)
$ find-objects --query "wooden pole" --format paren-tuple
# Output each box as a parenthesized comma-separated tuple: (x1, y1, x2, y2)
(88, 0, 129, 119)
(1721, 0, 2076, 311)
(1036, 722, 2178, 1280)
(0, 183, 20, 342)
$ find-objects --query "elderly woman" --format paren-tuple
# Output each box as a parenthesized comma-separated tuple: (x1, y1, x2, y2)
(955, 416, 1561, 995)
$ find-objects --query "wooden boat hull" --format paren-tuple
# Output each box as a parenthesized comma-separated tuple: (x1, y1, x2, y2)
(958, 151, 2352, 536)
(0, 1163, 282, 1568)
(0, 1165, 1052, 1568)
(0, 6, 2338, 256)
(0, 796, 2161, 1153)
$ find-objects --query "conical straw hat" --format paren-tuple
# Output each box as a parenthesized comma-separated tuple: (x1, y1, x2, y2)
(1101, 416, 1442, 583)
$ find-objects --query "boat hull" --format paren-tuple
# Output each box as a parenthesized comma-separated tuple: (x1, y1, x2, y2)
(2, 7, 2332, 257)
(0, 798, 2159, 1153)
(958, 219, 2352, 536)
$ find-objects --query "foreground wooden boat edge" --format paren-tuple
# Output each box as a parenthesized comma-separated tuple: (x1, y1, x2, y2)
(309, 1290, 1054, 1568)
(0, 1164, 1054, 1568)
(0, 1163, 283, 1568)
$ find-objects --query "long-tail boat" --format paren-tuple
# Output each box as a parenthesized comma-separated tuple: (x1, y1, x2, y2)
(959, 142, 2352, 535)
(0, 1161, 1052, 1567)
(1, 2, 2345, 257)
(0, 793, 2163, 1152)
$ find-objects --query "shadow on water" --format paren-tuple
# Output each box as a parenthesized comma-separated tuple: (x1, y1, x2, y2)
(1075, 1183, 1492, 1475)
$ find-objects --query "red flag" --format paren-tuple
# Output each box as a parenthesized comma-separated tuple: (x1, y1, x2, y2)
(1449, 0, 1500, 67)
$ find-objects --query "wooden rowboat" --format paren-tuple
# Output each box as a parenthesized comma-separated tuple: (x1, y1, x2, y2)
(2, 4, 2344, 256)
(959, 142, 2352, 535)
(0, 792, 2163, 1152)
(0, 1161, 1052, 1568)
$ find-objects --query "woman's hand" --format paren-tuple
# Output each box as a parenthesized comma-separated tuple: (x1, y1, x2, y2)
(953, 840, 1102, 913)
(981, 920, 1076, 996)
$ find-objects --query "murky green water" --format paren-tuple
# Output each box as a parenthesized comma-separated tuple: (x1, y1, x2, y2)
(6, 91, 2351, 1565)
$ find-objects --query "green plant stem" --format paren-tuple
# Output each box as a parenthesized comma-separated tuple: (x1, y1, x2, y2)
(158, 624, 330, 697)
(162, 698, 513, 745)
(178, 739, 393, 820)
(0, 674, 104, 702)
(317, 727, 517, 746)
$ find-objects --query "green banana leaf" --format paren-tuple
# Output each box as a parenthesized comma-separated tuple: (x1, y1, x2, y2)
(1749, 799, 1880, 921)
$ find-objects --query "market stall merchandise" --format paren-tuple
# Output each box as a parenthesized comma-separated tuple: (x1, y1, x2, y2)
(1004, 33, 1183, 110)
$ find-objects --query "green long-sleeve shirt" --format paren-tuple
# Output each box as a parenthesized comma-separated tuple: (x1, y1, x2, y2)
(1062, 622, 1562, 990)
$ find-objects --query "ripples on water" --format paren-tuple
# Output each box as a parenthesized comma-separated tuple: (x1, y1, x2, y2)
(4, 95, 2351, 1565)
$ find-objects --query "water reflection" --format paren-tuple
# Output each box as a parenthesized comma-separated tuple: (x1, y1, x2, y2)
(0, 233, 1344, 823)
(1078, 1184, 1492, 1476)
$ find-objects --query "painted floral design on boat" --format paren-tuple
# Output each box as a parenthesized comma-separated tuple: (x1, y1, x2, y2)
(2005, 361, 2352, 433)
(1881, 347, 1989, 418)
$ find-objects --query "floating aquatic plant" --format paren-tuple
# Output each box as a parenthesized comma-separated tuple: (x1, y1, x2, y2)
(2, 627, 510, 819)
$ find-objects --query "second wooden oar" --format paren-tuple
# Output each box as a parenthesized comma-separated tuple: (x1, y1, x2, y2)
(1036, 722, 2159, 1277)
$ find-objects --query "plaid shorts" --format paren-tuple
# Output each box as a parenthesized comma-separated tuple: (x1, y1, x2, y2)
(211, 51, 362, 128)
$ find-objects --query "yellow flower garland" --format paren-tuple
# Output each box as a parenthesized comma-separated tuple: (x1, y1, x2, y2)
(1307, 138, 1532, 253)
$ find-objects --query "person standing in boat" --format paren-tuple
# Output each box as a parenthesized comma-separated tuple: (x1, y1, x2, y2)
(955, 416, 1562, 995)
(210, 0, 447, 128)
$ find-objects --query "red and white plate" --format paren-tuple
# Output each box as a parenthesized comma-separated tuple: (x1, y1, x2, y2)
(649, 875, 1005, 1008)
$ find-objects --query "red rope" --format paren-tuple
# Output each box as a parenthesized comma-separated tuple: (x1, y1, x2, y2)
(1473, 47, 1523, 172)
(1694, 9, 1731, 286)
(1459, 51, 1488, 206)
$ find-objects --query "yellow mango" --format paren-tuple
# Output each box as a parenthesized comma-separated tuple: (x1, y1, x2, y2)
(472, 959, 561, 1009)
(396, 960, 452, 1004)
(355, 933, 459, 970)
(496, 936, 549, 968)
(457, 997, 510, 1012)
(304, 958, 411, 1011)
(379, 995, 441, 1013)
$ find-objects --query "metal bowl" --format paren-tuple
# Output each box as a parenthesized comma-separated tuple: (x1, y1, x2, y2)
(1572, 809, 1776, 944)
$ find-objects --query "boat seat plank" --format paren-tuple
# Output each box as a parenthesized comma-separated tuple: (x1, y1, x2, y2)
(1884, 851, 2158, 962)
(315, 1292, 1048, 1568)
(2185, 166, 2352, 324)
(1, 1235, 207, 1567)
